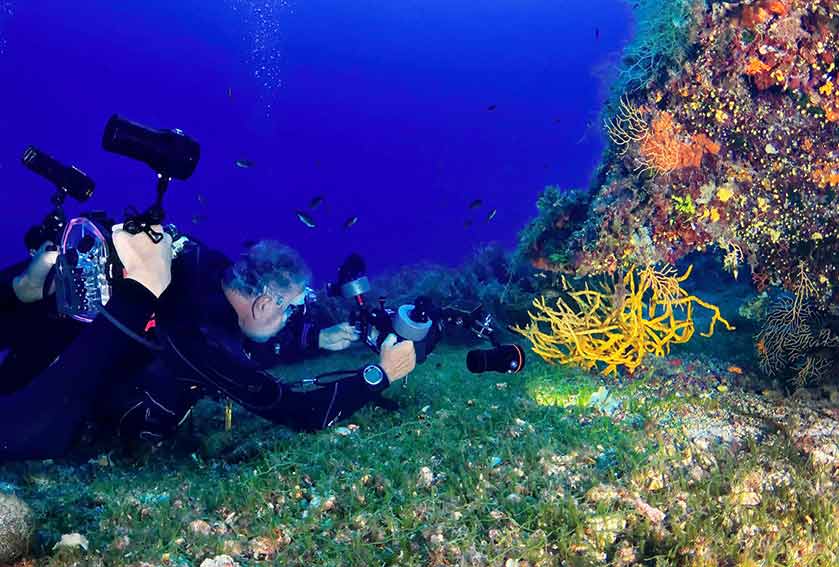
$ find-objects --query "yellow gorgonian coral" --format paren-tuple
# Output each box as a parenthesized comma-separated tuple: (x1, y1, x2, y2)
(512, 266, 734, 376)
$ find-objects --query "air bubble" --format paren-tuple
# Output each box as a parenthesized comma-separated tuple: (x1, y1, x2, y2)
(225, 0, 290, 115)
(0, 1, 13, 55)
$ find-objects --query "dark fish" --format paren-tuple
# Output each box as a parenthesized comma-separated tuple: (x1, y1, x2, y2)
(487, 104, 497, 111)
(464, 219, 473, 228)
(487, 208, 497, 222)
(191, 214, 206, 225)
(235, 159, 254, 169)
(554, 118, 561, 124)
(309, 195, 324, 209)
(343, 216, 359, 229)
(595, 27, 600, 40)
(197, 193, 205, 204)
(296, 211, 316, 228)
(226, 87, 233, 98)
(243, 239, 257, 248)
(469, 199, 483, 209)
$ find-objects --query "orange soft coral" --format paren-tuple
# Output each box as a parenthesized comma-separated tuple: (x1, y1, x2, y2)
(744, 56, 772, 76)
(638, 112, 721, 174)
(740, 0, 787, 28)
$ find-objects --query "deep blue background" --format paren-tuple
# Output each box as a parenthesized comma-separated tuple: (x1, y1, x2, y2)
(0, 0, 631, 283)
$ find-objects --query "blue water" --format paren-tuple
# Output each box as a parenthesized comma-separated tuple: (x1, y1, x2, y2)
(0, 0, 631, 282)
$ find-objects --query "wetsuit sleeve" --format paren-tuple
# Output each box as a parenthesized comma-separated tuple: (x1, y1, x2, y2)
(0, 278, 157, 461)
(0, 263, 22, 314)
(0, 260, 54, 350)
(272, 311, 323, 363)
(251, 372, 389, 431)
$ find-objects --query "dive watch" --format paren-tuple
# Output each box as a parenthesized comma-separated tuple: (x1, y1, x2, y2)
(361, 363, 387, 389)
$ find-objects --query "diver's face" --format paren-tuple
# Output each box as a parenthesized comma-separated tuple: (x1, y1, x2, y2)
(244, 283, 306, 342)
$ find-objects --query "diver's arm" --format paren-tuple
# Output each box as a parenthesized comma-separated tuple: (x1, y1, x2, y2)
(248, 334, 414, 430)
(0, 278, 158, 461)
(245, 368, 391, 431)
(0, 260, 40, 349)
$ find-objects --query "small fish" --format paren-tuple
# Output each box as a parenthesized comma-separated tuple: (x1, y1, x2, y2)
(487, 104, 497, 111)
(309, 195, 324, 209)
(468, 199, 483, 209)
(296, 211, 316, 228)
(727, 365, 744, 375)
(343, 216, 359, 229)
(235, 159, 254, 169)
(196, 193, 205, 204)
(464, 219, 473, 228)
(595, 27, 600, 40)
(243, 239, 257, 248)
(533, 272, 547, 279)
(226, 87, 233, 98)
(191, 214, 206, 225)
(486, 208, 497, 222)
(554, 118, 561, 124)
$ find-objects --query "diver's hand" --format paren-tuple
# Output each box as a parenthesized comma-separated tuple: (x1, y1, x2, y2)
(112, 223, 173, 298)
(13, 241, 58, 303)
(319, 322, 361, 351)
(378, 333, 416, 383)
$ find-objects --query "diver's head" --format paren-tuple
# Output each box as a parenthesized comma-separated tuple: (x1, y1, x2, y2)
(222, 240, 311, 342)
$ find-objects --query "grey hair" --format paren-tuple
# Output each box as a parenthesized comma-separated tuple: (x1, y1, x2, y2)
(223, 240, 311, 298)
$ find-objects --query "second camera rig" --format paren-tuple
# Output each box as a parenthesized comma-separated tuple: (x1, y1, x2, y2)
(22, 115, 200, 322)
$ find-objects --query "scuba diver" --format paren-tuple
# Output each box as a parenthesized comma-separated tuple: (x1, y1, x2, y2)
(0, 228, 416, 461)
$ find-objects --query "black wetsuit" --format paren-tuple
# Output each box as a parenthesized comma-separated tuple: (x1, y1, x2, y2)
(0, 240, 390, 461)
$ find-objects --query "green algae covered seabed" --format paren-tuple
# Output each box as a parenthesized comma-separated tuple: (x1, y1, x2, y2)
(1, 344, 838, 567)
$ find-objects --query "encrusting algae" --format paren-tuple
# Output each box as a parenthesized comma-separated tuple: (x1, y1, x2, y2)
(513, 265, 733, 376)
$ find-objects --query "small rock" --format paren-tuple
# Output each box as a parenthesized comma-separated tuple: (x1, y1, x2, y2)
(322, 496, 336, 511)
(52, 533, 89, 552)
(585, 513, 626, 545)
(199, 554, 239, 567)
(189, 520, 212, 536)
(630, 497, 665, 525)
(222, 540, 243, 556)
(111, 535, 130, 551)
(248, 536, 277, 560)
(417, 466, 435, 489)
(729, 490, 761, 507)
(0, 494, 34, 564)
(585, 484, 620, 504)
(765, 143, 777, 154)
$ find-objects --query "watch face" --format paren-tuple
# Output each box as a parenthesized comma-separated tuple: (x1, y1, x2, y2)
(363, 365, 383, 385)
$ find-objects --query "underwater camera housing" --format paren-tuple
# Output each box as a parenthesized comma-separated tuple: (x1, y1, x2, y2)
(327, 254, 526, 375)
(23, 116, 199, 322)
(327, 254, 438, 364)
